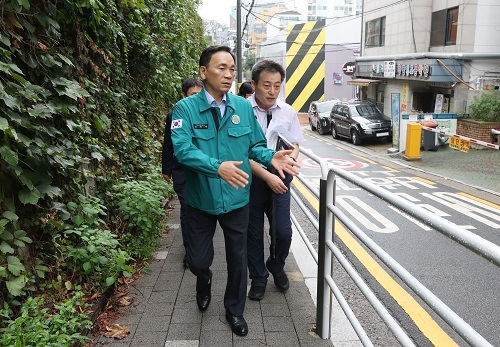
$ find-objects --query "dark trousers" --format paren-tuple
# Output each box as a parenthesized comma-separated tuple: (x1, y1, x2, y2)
(173, 181, 188, 251)
(247, 174, 292, 283)
(186, 204, 249, 316)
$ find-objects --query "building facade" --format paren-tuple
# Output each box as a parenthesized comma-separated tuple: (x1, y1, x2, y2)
(351, 0, 500, 118)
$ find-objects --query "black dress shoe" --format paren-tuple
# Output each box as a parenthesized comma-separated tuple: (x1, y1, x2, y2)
(225, 312, 248, 336)
(248, 281, 266, 301)
(196, 280, 211, 311)
(272, 271, 289, 292)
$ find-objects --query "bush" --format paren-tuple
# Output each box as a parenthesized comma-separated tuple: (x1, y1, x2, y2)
(53, 194, 133, 293)
(468, 91, 500, 122)
(0, 290, 91, 347)
(109, 167, 174, 260)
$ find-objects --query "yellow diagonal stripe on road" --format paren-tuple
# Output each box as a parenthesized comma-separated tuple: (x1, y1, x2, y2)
(291, 179, 459, 346)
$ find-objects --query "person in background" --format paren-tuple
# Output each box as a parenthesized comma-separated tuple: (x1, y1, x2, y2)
(170, 46, 300, 337)
(162, 77, 204, 268)
(247, 59, 304, 301)
(238, 81, 253, 98)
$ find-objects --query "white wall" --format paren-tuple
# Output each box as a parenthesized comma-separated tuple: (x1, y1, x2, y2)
(473, 0, 500, 53)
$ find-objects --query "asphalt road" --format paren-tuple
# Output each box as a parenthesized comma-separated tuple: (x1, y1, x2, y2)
(291, 126, 500, 346)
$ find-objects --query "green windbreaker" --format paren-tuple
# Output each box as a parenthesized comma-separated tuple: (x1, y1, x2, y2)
(171, 90, 275, 215)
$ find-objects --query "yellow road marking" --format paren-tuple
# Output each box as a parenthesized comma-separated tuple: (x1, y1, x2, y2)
(351, 153, 377, 164)
(292, 179, 459, 346)
(457, 192, 500, 209)
(381, 166, 399, 172)
(412, 177, 437, 185)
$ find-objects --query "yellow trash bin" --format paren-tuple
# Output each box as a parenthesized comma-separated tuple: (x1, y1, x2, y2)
(404, 123, 422, 160)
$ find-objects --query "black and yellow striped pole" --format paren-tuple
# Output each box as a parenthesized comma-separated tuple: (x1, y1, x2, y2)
(285, 20, 326, 113)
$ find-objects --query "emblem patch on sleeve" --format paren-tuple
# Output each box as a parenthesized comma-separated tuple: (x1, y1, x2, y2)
(171, 119, 183, 129)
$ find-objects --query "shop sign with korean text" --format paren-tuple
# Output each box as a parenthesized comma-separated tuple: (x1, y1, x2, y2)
(449, 136, 470, 152)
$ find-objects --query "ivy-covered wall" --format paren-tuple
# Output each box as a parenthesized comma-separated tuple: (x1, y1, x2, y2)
(0, 0, 205, 304)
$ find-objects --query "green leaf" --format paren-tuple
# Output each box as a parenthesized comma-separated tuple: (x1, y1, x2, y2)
(37, 184, 62, 198)
(105, 277, 115, 287)
(51, 77, 90, 100)
(18, 188, 41, 205)
(1, 92, 21, 110)
(0, 62, 23, 74)
(27, 104, 54, 119)
(91, 152, 105, 161)
(0, 117, 8, 131)
(57, 53, 74, 67)
(0, 34, 10, 46)
(2, 211, 18, 221)
(72, 215, 84, 226)
(0, 241, 15, 254)
(6, 275, 27, 296)
(0, 146, 18, 166)
(82, 262, 91, 271)
(18, 174, 34, 190)
(7, 255, 25, 276)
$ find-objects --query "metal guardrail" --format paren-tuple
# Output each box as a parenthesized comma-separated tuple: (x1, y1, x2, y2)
(291, 146, 498, 346)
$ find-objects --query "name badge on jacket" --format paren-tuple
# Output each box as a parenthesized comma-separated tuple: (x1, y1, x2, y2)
(194, 124, 209, 129)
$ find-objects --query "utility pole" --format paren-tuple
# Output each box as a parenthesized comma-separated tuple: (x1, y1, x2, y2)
(236, 0, 242, 84)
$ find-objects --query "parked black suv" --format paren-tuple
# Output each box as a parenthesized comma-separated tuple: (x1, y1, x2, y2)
(330, 101, 392, 145)
(307, 99, 340, 135)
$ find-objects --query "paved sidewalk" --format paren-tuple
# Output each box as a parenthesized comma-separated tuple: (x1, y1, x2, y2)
(89, 200, 338, 347)
(89, 125, 498, 347)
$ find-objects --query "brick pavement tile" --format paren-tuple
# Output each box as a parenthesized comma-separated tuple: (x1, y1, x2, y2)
(171, 307, 203, 324)
(163, 260, 187, 272)
(198, 329, 232, 347)
(198, 295, 225, 316)
(173, 293, 196, 308)
(142, 302, 174, 316)
(262, 316, 295, 332)
(299, 337, 335, 347)
(260, 291, 287, 304)
(260, 303, 291, 317)
(166, 323, 201, 340)
(136, 314, 170, 332)
(113, 311, 142, 327)
(264, 332, 300, 347)
(233, 339, 266, 347)
(135, 272, 160, 288)
(129, 331, 168, 347)
(164, 340, 199, 347)
(200, 314, 227, 331)
(148, 290, 178, 304)
(154, 272, 184, 291)
(242, 320, 265, 340)
(240, 302, 262, 323)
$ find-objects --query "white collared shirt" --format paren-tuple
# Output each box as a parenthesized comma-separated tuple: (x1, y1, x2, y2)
(249, 95, 304, 145)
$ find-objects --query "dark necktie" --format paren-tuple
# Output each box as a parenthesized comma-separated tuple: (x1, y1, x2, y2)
(266, 110, 272, 127)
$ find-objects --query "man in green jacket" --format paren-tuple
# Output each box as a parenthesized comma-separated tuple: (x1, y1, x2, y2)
(171, 45, 299, 337)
